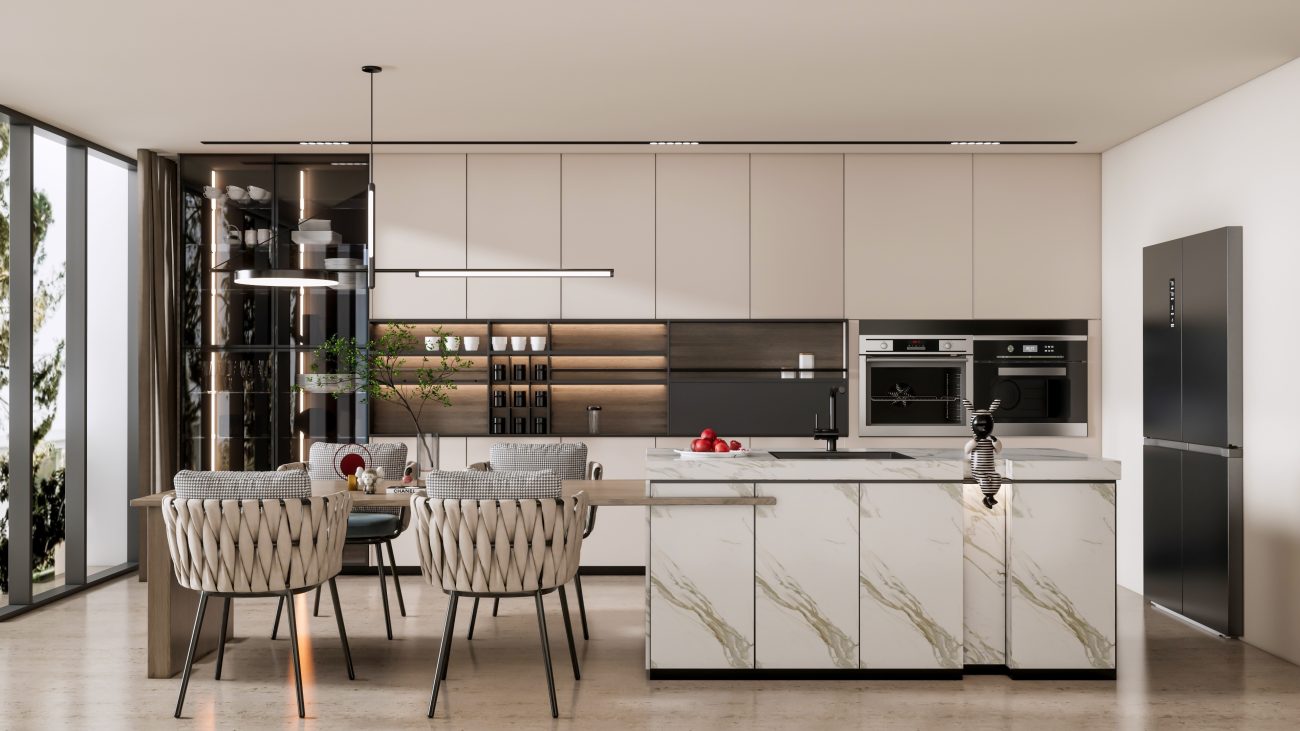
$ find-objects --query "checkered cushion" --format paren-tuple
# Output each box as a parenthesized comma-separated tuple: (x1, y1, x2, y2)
(489, 442, 587, 481)
(307, 442, 408, 479)
(173, 470, 311, 500)
(425, 469, 562, 501)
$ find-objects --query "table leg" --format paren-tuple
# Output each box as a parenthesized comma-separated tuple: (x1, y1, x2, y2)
(146, 506, 232, 678)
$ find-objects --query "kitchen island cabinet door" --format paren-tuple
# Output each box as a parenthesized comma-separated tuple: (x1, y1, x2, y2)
(649, 482, 755, 669)
(754, 483, 859, 669)
(1007, 482, 1116, 671)
(859, 483, 965, 670)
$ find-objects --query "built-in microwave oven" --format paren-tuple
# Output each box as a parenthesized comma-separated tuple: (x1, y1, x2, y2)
(971, 336, 1087, 436)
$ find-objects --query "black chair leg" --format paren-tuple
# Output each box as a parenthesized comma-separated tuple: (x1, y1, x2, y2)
(467, 597, 480, 640)
(385, 540, 407, 617)
(375, 543, 394, 640)
(558, 586, 581, 680)
(328, 578, 356, 680)
(284, 591, 306, 719)
(271, 595, 284, 639)
(214, 597, 231, 680)
(313, 585, 322, 616)
(428, 593, 460, 718)
(492, 597, 500, 616)
(534, 591, 559, 718)
(574, 574, 590, 640)
(174, 592, 209, 718)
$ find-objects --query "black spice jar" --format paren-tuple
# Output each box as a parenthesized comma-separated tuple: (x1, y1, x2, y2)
(534, 390, 548, 407)
(491, 364, 506, 381)
(533, 416, 547, 434)
(492, 390, 507, 408)
(490, 417, 506, 435)
(533, 364, 548, 381)
(513, 390, 527, 407)
(512, 416, 527, 434)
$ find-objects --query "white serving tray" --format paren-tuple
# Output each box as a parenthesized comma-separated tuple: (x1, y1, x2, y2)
(673, 449, 753, 460)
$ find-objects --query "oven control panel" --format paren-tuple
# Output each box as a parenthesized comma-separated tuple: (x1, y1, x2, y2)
(974, 338, 1087, 361)
(860, 336, 970, 355)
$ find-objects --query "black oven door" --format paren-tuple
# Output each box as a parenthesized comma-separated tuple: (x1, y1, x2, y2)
(862, 357, 967, 428)
(973, 363, 1085, 424)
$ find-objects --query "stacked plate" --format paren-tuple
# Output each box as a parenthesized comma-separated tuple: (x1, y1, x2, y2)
(291, 230, 342, 246)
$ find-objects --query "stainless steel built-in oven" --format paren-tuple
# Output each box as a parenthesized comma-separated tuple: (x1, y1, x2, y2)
(859, 336, 972, 436)
(972, 336, 1087, 436)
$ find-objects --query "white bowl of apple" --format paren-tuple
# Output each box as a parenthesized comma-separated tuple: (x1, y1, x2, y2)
(673, 429, 749, 459)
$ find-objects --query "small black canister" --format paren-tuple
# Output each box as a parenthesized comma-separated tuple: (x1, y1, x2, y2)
(533, 416, 547, 434)
(512, 416, 527, 434)
(513, 363, 528, 381)
(513, 390, 527, 407)
(492, 390, 507, 408)
(490, 417, 506, 435)
(533, 364, 548, 381)
(491, 364, 506, 381)
(534, 390, 548, 407)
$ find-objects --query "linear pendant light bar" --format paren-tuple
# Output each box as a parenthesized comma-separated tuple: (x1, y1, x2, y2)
(204, 139, 1076, 146)
(414, 268, 614, 278)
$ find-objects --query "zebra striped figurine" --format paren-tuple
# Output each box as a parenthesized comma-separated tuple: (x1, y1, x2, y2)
(962, 399, 1004, 509)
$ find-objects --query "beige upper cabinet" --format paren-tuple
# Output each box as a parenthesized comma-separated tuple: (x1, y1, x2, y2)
(561, 155, 656, 319)
(466, 154, 562, 318)
(972, 154, 1101, 319)
(655, 154, 750, 319)
(845, 154, 974, 319)
(750, 155, 844, 318)
(371, 154, 467, 319)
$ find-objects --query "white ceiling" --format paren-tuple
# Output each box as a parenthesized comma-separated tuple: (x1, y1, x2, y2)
(3, 0, 1300, 156)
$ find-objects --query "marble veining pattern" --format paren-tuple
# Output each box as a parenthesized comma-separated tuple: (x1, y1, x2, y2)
(755, 483, 860, 669)
(963, 482, 1007, 665)
(1007, 482, 1117, 670)
(859, 483, 965, 669)
(649, 482, 756, 669)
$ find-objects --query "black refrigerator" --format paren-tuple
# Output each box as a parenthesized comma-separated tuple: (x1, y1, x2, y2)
(1142, 226, 1243, 637)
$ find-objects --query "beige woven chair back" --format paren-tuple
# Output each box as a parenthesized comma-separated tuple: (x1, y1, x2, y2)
(162, 492, 353, 594)
(412, 493, 588, 594)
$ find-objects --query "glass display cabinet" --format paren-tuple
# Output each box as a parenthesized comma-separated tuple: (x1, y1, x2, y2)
(178, 154, 369, 471)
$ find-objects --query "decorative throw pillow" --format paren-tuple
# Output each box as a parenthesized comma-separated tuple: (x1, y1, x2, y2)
(488, 442, 587, 481)
(425, 469, 562, 501)
(308, 442, 408, 480)
(173, 470, 311, 500)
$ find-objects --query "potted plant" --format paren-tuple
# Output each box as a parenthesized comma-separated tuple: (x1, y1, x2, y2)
(297, 323, 472, 472)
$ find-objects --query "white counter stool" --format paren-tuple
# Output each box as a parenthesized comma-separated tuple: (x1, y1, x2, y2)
(467, 442, 602, 639)
(162, 471, 355, 719)
(415, 469, 587, 719)
(272, 441, 411, 640)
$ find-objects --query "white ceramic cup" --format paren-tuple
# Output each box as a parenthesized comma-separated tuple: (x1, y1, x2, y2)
(462, 336, 481, 351)
(247, 185, 271, 202)
(510, 336, 528, 351)
(424, 336, 438, 352)
(243, 229, 257, 246)
(491, 336, 508, 351)
(530, 336, 547, 351)
(444, 336, 460, 351)
(256, 228, 271, 245)
(225, 185, 248, 201)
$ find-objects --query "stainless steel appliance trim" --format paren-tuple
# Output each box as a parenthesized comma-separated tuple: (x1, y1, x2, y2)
(997, 422, 1088, 437)
(858, 335, 972, 355)
(971, 334, 1088, 342)
(1142, 437, 1242, 457)
(996, 366, 1069, 377)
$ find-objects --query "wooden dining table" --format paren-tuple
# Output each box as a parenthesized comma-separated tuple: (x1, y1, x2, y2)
(129, 479, 773, 678)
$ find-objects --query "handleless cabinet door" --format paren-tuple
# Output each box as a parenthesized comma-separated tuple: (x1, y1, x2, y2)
(859, 483, 964, 669)
(466, 154, 561, 318)
(1181, 452, 1242, 636)
(1180, 227, 1242, 448)
(655, 155, 750, 318)
(1143, 238, 1183, 442)
(973, 155, 1101, 319)
(750, 155, 844, 318)
(561, 154, 656, 318)
(371, 154, 467, 319)
(1143, 445, 1184, 614)
(845, 154, 973, 319)
(649, 482, 755, 669)
(755, 483, 859, 669)
(1007, 482, 1116, 670)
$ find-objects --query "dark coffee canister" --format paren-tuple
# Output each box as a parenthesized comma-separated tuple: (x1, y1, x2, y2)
(512, 416, 527, 434)
(491, 364, 506, 381)
(490, 417, 506, 435)
(533, 417, 547, 434)
(534, 390, 548, 407)
(513, 390, 527, 407)
(492, 390, 507, 407)
(533, 364, 548, 381)
(513, 364, 527, 381)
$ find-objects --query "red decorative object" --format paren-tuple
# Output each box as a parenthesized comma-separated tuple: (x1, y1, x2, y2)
(333, 444, 372, 478)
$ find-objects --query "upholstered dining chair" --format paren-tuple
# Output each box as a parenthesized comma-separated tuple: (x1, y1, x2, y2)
(467, 442, 602, 639)
(274, 441, 411, 640)
(162, 470, 355, 719)
(414, 469, 588, 719)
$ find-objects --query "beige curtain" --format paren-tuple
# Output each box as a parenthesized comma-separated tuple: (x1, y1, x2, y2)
(136, 150, 178, 577)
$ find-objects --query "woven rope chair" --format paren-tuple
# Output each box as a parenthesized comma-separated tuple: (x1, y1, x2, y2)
(412, 491, 589, 719)
(162, 490, 354, 719)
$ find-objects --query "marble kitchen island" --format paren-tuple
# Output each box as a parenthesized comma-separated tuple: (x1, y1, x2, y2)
(643, 448, 1120, 679)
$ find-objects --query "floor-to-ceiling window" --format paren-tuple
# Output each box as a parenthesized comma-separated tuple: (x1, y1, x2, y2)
(0, 105, 136, 617)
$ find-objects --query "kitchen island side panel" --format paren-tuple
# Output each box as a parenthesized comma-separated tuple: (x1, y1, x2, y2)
(964, 482, 1007, 665)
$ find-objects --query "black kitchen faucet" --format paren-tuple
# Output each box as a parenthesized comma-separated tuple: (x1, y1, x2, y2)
(813, 386, 845, 451)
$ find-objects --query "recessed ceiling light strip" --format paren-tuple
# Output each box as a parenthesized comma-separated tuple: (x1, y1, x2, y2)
(413, 269, 614, 278)
(205, 139, 1076, 146)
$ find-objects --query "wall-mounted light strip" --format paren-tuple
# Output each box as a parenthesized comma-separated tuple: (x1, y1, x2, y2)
(330, 161, 368, 166)
(649, 141, 699, 146)
(299, 141, 350, 146)
(950, 141, 1001, 146)
(414, 268, 614, 278)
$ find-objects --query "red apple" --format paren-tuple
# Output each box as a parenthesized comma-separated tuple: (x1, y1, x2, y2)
(713, 441, 731, 453)
(729, 440, 743, 451)
(691, 438, 713, 453)
(700, 427, 717, 441)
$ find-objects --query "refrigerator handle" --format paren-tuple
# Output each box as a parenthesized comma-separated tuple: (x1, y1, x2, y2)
(1169, 277, 1176, 328)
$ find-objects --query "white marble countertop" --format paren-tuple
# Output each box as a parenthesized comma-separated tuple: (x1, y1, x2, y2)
(644, 448, 1121, 483)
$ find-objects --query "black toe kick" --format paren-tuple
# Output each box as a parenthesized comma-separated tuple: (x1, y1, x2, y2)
(647, 666, 1115, 681)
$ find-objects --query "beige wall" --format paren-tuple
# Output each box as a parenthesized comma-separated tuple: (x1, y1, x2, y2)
(371, 152, 1102, 565)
